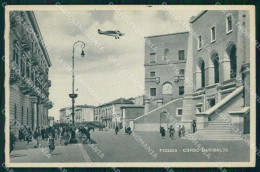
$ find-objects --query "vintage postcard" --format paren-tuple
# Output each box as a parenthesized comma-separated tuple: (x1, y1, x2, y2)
(4, 4, 256, 168)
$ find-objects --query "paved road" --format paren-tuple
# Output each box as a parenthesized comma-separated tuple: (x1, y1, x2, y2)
(83, 130, 250, 162)
(10, 138, 91, 163)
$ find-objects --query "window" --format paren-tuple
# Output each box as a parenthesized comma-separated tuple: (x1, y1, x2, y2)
(211, 26, 216, 42)
(150, 71, 155, 77)
(178, 50, 185, 60)
(162, 83, 172, 94)
(176, 108, 183, 116)
(179, 86, 184, 95)
(150, 88, 156, 96)
(179, 69, 185, 76)
(226, 15, 232, 33)
(150, 53, 155, 63)
(198, 36, 202, 50)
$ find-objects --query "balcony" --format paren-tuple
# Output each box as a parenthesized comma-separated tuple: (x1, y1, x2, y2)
(31, 53, 39, 65)
(47, 80, 51, 87)
(10, 69, 20, 85)
(18, 79, 33, 95)
(145, 77, 160, 84)
(36, 65, 45, 74)
(20, 37, 31, 52)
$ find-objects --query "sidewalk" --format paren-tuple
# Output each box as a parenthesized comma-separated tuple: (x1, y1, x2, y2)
(10, 143, 92, 163)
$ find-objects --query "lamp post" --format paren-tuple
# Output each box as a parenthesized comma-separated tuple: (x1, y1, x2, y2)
(69, 41, 86, 143)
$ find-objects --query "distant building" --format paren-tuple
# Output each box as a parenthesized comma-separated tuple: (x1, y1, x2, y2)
(132, 95, 145, 106)
(9, 11, 53, 137)
(121, 106, 144, 129)
(59, 104, 95, 123)
(94, 98, 134, 129)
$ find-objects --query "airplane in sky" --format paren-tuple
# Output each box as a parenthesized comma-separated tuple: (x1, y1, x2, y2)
(97, 29, 125, 39)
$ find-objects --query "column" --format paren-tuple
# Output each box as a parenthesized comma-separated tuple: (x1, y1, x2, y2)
(221, 57, 231, 81)
(180, 22, 196, 130)
(144, 99, 150, 113)
(195, 70, 201, 89)
(31, 96, 38, 130)
(207, 64, 215, 85)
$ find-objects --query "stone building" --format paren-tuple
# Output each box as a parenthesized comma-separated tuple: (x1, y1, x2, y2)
(94, 98, 134, 129)
(133, 10, 251, 137)
(59, 104, 95, 123)
(134, 32, 189, 131)
(144, 32, 189, 112)
(180, 10, 250, 139)
(120, 106, 144, 129)
(9, 11, 53, 137)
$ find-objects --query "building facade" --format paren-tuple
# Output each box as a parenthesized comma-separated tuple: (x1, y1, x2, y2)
(94, 98, 134, 129)
(133, 32, 189, 131)
(144, 32, 189, 113)
(121, 106, 144, 129)
(134, 10, 251, 136)
(180, 10, 250, 137)
(9, 11, 53, 137)
(59, 105, 95, 123)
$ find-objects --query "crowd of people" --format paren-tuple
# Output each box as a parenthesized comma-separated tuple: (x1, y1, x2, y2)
(10, 124, 94, 155)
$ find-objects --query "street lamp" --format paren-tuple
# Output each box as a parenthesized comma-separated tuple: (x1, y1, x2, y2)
(69, 41, 86, 143)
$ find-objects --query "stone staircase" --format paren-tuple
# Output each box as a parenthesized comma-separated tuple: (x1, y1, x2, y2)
(185, 86, 245, 141)
(191, 119, 242, 140)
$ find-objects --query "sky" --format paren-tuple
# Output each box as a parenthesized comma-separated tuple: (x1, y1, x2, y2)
(34, 8, 200, 121)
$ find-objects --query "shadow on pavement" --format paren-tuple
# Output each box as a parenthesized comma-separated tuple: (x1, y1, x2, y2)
(10, 154, 27, 158)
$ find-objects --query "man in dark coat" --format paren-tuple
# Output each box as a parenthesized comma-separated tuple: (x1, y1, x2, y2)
(10, 130, 16, 153)
(192, 120, 197, 133)
(41, 127, 45, 140)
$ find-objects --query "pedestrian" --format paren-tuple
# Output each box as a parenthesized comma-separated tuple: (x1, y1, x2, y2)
(18, 127, 24, 141)
(126, 126, 132, 135)
(192, 120, 197, 133)
(168, 125, 175, 140)
(48, 133, 55, 155)
(161, 127, 166, 139)
(59, 127, 64, 145)
(10, 130, 16, 153)
(33, 128, 39, 148)
(178, 125, 181, 138)
(41, 127, 45, 140)
(26, 128, 32, 145)
(63, 129, 70, 146)
(115, 125, 119, 135)
(181, 125, 185, 137)
(54, 128, 58, 140)
(44, 127, 49, 141)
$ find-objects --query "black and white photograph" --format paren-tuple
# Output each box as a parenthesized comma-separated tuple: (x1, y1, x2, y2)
(4, 4, 256, 168)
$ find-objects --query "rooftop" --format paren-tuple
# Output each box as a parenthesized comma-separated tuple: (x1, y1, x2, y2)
(98, 98, 134, 107)
(189, 10, 207, 23)
(145, 31, 189, 39)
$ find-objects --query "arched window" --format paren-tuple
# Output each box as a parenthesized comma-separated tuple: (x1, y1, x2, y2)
(224, 43, 237, 80)
(162, 82, 173, 94)
(197, 59, 205, 88)
(230, 45, 237, 79)
(210, 52, 220, 84)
